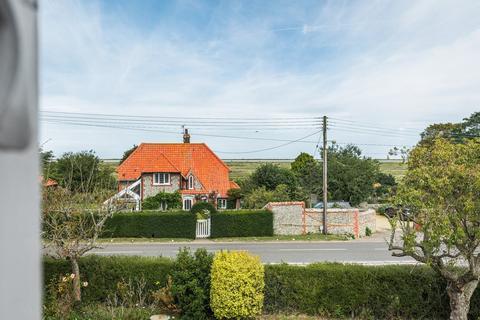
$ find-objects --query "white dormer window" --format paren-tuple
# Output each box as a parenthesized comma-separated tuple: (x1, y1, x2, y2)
(153, 173, 170, 185)
(188, 175, 194, 190)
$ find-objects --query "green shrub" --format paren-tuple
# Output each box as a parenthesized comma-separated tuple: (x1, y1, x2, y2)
(263, 263, 461, 319)
(377, 204, 392, 215)
(210, 210, 273, 238)
(43, 256, 174, 304)
(210, 251, 264, 319)
(171, 248, 214, 319)
(102, 211, 196, 238)
(190, 202, 217, 215)
(365, 226, 372, 236)
(226, 188, 242, 209)
(142, 191, 181, 210)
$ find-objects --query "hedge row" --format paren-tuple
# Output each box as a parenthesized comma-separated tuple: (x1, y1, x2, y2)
(210, 210, 273, 238)
(44, 256, 480, 318)
(102, 211, 196, 238)
(43, 256, 173, 304)
(264, 263, 480, 319)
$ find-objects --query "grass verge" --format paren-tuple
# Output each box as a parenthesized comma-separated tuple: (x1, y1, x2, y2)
(211, 233, 351, 242)
(96, 237, 193, 243)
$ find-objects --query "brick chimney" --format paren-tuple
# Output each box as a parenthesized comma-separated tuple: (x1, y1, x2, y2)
(183, 128, 190, 143)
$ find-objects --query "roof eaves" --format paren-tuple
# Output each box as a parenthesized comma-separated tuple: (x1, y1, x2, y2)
(200, 143, 230, 171)
(117, 143, 143, 172)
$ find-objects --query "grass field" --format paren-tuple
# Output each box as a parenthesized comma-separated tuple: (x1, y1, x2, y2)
(224, 160, 291, 180)
(224, 159, 407, 181)
(378, 161, 407, 180)
(103, 159, 407, 181)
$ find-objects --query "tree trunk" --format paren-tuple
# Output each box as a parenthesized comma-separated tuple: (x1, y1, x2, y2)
(70, 258, 81, 302)
(447, 279, 478, 320)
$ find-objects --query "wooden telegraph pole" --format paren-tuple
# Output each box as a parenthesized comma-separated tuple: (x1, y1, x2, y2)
(322, 116, 328, 235)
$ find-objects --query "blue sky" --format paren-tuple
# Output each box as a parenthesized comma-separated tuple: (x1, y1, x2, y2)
(40, 0, 480, 159)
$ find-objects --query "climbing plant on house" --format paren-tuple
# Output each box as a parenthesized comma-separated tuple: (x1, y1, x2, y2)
(142, 191, 182, 210)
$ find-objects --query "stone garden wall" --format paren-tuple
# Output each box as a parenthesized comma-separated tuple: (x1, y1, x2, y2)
(265, 202, 376, 238)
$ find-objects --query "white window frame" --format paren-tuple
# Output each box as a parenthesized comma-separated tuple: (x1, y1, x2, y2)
(218, 198, 227, 209)
(153, 173, 170, 185)
(188, 175, 194, 190)
(183, 197, 193, 210)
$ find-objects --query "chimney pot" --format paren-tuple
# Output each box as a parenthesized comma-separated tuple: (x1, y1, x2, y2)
(183, 128, 190, 143)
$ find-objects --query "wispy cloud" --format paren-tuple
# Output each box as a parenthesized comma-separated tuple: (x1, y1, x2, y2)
(40, 0, 480, 158)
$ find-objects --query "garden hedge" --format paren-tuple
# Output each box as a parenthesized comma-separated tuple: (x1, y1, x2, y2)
(210, 210, 273, 238)
(102, 211, 196, 238)
(43, 255, 174, 304)
(264, 263, 480, 319)
(43, 257, 480, 318)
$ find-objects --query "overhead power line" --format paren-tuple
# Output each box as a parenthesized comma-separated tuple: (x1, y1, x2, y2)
(41, 115, 321, 126)
(328, 121, 420, 136)
(329, 117, 425, 132)
(41, 110, 319, 121)
(328, 124, 419, 138)
(44, 110, 480, 156)
(42, 119, 324, 144)
(42, 118, 320, 132)
(329, 141, 414, 147)
(214, 130, 322, 154)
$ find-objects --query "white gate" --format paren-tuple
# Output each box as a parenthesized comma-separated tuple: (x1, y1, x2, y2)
(196, 218, 211, 238)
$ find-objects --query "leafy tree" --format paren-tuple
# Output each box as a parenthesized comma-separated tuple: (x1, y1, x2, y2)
(40, 148, 55, 167)
(373, 172, 397, 199)
(388, 138, 480, 320)
(418, 112, 480, 146)
(120, 145, 138, 164)
(462, 111, 480, 137)
(388, 146, 411, 163)
(40, 148, 57, 178)
(236, 177, 257, 196)
(420, 123, 463, 145)
(227, 188, 243, 201)
(243, 184, 291, 209)
(55, 151, 116, 193)
(291, 152, 317, 173)
(250, 163, 298, 193)
(291, 152, 322, 196)
(42, 188, 113, 303)
(327, 144, 380, 206)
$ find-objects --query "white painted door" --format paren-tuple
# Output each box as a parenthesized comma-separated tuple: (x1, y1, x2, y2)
(196, 218, 211, 238)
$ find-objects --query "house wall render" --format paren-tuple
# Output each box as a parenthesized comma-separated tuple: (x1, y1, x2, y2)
(142, 173, 181, 198)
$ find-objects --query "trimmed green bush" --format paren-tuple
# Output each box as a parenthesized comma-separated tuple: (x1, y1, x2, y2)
(43, 256, 174, 304)
(210, 251, 264, 319)
(171, 248, 214, 320)
(102, 211, 196, 238)
(210, 210, 273, 238)
(142, 191, 182, 210)
(264, 263, 479, 319)
(190, 202, 217, 215)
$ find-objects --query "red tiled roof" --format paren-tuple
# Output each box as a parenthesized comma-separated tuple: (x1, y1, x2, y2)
(229, 180, 240, 189)
(39, 176, 58, 187)
(180, 190, 208, 195)
(117, 143, 238, 197)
